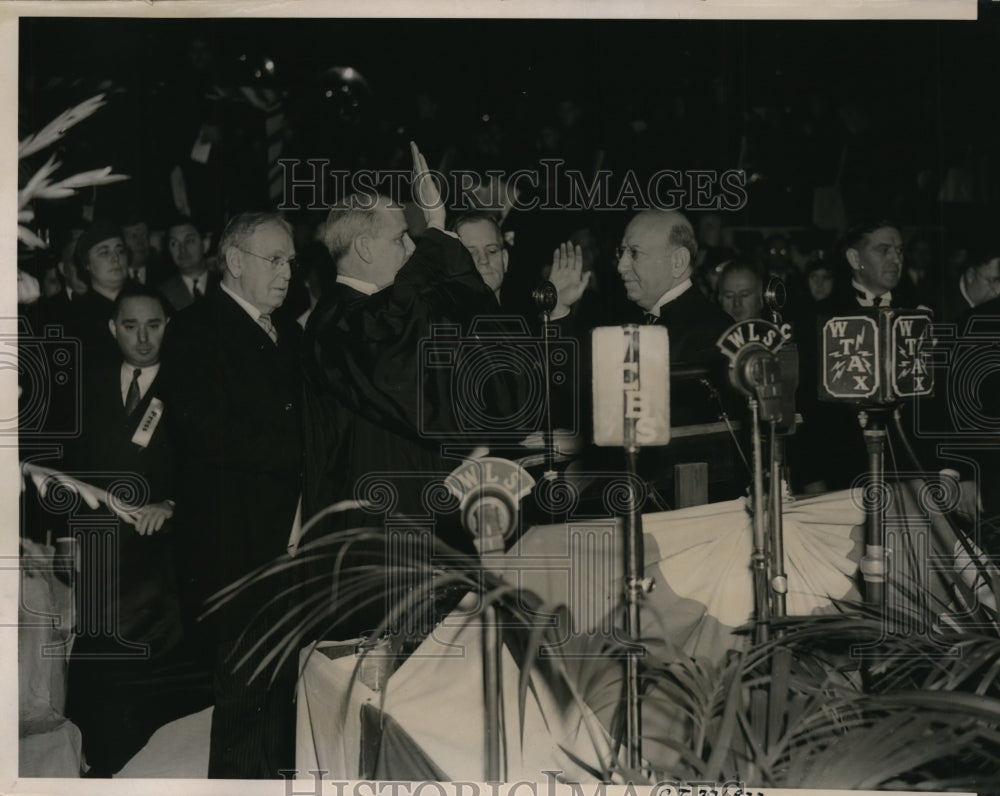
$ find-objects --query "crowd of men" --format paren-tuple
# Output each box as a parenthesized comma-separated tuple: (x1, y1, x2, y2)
(17, 137, 999, 779)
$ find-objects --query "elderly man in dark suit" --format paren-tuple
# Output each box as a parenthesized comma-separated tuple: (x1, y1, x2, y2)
(616, 209, 732, 365)
(65, 283, 210, 776)
(160, 210, 302, 779)
(614, 209, 733, 440)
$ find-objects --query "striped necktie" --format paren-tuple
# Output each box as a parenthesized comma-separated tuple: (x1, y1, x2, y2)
(257, 313, 278, 344)
(124, 368, 142, 415)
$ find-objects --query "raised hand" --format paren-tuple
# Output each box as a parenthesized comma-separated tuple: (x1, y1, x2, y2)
(410, 140, 446, 231)
(548, 241, 591, 313)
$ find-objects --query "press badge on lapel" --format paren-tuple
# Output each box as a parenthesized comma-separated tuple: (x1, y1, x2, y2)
(132, 397, 164, 448)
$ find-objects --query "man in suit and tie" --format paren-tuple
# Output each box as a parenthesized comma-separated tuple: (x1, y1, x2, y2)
(121, 214, 172, 287)
(160, 210, 302, 779)
(65, 283, 210, 775)
(158, 216, 214, 312)
(614, 209, 732, 438)
(818, 220, 914, 313)
(616, 209, 732, 366)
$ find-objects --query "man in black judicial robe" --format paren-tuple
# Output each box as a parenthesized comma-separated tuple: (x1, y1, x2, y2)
(159, 211, 302, 779)
(302, 144, 520, 639)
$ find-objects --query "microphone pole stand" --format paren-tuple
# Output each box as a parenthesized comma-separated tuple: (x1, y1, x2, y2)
(748, 397, 771, 645)
(622, 326, 647, 771)
(858, 407, 890, 609)
(467, 492, 515, 782)
(532, 282, 558, 480)
(768, 421, 788, 622)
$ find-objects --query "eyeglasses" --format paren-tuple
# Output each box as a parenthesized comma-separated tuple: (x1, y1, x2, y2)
(615, 245, 647, 262)
(233, 245, 298, 271)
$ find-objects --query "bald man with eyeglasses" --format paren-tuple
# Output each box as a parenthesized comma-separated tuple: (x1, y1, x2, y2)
(615, 209, 731, 366)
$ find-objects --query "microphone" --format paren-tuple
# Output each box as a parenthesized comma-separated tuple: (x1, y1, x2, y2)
(591, 325, 671, 448)
(716, 319, 796, 428)
(445, 457, 535, 556)
(532, 281, 558, 320)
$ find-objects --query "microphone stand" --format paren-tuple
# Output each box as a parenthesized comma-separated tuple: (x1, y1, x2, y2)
(464, 487, 516, 782)
(748, 397, 771, 644)
(532, 282, 558, 479)
(858, 408, 889, 608)
(768, 421, 788, 622)
(622, 325, 646, 770)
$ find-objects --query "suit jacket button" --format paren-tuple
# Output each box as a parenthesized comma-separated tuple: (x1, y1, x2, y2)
(284, 403, 293, 411)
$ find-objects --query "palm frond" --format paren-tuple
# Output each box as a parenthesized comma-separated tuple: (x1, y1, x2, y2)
(18, 93, 108, 159)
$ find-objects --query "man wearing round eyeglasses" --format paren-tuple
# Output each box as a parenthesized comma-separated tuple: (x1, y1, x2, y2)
(616, 209, 731, 365)
(160, 210, 303, 779)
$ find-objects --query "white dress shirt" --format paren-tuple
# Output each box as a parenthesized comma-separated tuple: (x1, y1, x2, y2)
(183, 272, 207, 297)
(336, 274, 380, 295)
(851, 279, 891, 308)
(647, 278, 694, 318)
(120, 362, 160, 407)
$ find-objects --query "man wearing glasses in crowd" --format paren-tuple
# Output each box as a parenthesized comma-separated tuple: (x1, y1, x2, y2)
(160, 211, 303, 779)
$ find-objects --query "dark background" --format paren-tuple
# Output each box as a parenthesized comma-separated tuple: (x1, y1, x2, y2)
(17, 14, 1000, 252)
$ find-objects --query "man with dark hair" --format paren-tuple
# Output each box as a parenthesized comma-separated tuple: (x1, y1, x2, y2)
(796, 219, 978, 516)
(158, 216, 215, 312)
(616, 209, 731, 365)
(160, 210, 301, 779)
(65, 282, 209, 775)
(121, 214, 171, 287)
(822, 219, 911, 311)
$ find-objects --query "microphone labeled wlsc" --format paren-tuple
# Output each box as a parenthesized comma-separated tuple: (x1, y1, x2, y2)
(716, 319, 796, 429)
(591, 325, 670, 447)
(819, 308, 934, 405)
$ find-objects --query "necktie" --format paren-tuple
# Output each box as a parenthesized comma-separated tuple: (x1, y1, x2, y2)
(192, 279, 203, 301)
(872, 296, 883, 307)
(644, 312, 659, 325)
(124, 368, 142, 415)
(257, 313, 278, 343)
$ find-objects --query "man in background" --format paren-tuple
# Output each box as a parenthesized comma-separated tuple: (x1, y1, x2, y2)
(158, 216, 215, 312)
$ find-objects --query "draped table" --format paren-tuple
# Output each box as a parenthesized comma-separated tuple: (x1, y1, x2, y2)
(294, 488, 871, 781)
